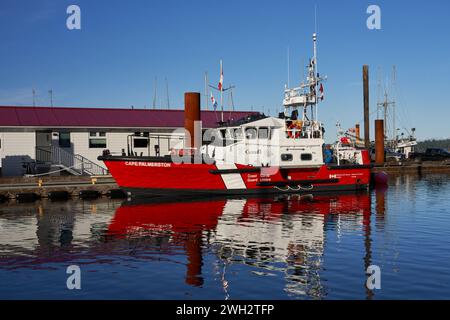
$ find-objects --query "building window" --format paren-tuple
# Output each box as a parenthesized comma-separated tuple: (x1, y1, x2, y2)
(301, 153, 313, 161)
(59, 132, 71, 148)
(281, 154, 293, 161)
(89, 132, 107, 148)
(134, 138, 148, 148)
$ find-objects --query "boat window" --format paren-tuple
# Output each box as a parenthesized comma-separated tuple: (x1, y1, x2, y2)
(245, 127, 257, 139)
(134, 132, 149, 137)
(230, 128, 243, 143)
(301, 153, 313, 161)
(230, 128, 241, 139)
(281, 154, 293, 161)
(59, 132, 71, 148)
(258, 127, 269, 139)
(133, 138, 148, 148)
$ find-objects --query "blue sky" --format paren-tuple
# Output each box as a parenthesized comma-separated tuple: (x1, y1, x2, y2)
(0, 0, 449, 140)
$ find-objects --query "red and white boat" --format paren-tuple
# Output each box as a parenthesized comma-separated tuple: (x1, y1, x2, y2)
(99, 33, 371, 197)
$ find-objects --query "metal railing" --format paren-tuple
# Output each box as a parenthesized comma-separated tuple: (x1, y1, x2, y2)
(36, 145, 108, 176)
(127, 133, 184, 157)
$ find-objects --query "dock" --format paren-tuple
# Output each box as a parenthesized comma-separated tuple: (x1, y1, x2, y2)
(1, 162, 449, 202)
(371, 161, 450, 175)
(0, 175, 120, 201)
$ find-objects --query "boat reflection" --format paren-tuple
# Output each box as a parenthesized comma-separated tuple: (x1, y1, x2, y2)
(109, 192, 373, 298)
(0, 191, 382, 299)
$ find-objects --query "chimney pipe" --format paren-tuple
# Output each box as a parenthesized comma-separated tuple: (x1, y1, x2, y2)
(355, 123, 361, 141)
(184, 92, 201, 151)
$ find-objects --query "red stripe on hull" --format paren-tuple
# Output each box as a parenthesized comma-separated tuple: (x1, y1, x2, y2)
(103, 159, 371, 195)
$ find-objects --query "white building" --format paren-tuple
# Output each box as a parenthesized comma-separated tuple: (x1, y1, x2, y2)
(0, 106, 256, 177)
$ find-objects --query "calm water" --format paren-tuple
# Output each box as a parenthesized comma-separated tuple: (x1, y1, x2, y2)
(1, 174, 450, 300)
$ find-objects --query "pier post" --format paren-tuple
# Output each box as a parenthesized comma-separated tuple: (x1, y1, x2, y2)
(184, 92, 201, 152)
(375, 119, 385, 164)
(363, 65, 370, 149)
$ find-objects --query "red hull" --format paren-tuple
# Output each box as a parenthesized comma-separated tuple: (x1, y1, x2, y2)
(101, 156, 371, 196)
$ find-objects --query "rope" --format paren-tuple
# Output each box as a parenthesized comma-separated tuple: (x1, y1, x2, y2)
(26, 164, 82, 177)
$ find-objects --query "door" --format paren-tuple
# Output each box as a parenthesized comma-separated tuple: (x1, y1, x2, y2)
(36, 130, 52, 162)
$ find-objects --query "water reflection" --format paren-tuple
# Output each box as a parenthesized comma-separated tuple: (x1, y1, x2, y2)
(0, 191, 382, 299)
(109, 192, 374, 299)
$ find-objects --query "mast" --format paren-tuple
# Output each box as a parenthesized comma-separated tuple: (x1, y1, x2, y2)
(314, 5, 319, 122)
(392, 66, 397, 145)
(313, 32, 318, 122)
(377, 70, 395, 147)
(220, 60, 224, 123)
(287, 46, 290, 88)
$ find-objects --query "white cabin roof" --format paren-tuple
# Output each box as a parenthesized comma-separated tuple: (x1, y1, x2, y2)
(242, 117, 285, 128)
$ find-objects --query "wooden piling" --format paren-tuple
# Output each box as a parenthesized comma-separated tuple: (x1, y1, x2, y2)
(363, 65, 370, 149)
(375, 119, 385, 164)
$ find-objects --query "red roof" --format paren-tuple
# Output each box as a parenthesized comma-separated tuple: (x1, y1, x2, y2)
(0, 106, 258, 128)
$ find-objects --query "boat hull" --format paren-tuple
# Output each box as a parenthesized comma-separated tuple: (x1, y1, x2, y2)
(100, 156, 371, 197)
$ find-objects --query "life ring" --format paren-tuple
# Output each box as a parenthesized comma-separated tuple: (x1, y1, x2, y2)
(170, 148, 185, 157)
(287, 123, 301, 139)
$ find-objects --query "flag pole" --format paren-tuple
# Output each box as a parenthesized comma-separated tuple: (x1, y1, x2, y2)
(204, 72, 208, 111)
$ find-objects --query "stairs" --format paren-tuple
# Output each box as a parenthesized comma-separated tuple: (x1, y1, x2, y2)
(36, 146, 108, 176)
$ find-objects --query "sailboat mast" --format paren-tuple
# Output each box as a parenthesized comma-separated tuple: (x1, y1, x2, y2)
(392, 66, 397, 145)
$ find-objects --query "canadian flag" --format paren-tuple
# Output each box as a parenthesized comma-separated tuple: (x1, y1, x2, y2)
(218, 60, 223, 91)
(211, 92, 218, 110)
(319, 83, 324, 101)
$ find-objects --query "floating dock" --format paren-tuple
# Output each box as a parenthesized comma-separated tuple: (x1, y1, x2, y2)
(0, 175, 120, 201)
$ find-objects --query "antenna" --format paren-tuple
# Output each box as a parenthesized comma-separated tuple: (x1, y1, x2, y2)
(314, 4, 318, 34)
(165, 77, 170, 109)
(32, 88, 36, 107)
(152, 77, 157, 109)
(287, 46, 290, 88)
(48, 89, 53, 107)
(230, 88, 235, 111)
